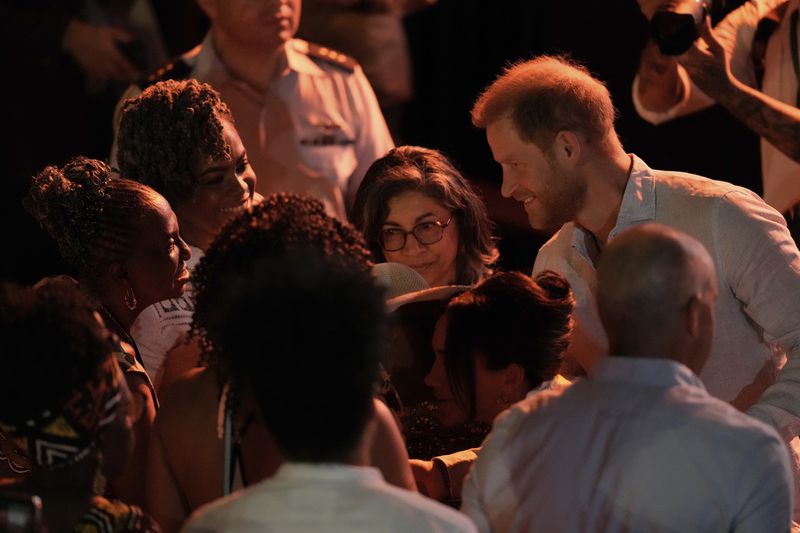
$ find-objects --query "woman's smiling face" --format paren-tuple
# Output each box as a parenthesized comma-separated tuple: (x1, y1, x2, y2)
(381, 190, 458, 288)
(174, 118, 256, 251)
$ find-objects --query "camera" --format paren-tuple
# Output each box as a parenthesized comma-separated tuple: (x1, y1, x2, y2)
(650, 0, 710, 55)
(0, 492, 44, 533)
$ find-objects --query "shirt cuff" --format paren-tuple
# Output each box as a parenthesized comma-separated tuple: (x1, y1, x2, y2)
(632, 65, 693, 125)
(432, 448, 480, 500)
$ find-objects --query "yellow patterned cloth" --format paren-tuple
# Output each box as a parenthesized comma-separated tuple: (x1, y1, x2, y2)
(0, 356, 122, 470)
(74, 496, 160, 532)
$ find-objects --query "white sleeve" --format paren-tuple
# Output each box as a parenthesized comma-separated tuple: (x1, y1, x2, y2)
(460, 408, 523, 533)
(730, 429, 793, 532)
(344, 64, 395, 214)
(714, 190, 800, 440)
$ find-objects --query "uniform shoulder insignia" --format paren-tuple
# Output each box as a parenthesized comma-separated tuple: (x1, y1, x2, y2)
(304, 41, 357, 73)
(137, 56, 193, 90)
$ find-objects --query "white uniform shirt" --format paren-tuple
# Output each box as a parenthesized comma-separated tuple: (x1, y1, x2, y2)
(193, 35, 392, 220)
(633, 0, 800, 214)
(182, 462, 477, 533)
(115, 35, 394, 221)
(461, 357, 793, 533)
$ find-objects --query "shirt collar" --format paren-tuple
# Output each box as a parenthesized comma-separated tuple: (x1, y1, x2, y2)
(571, 154, 656, 255)
(194, 34, 325, 85)
(592, 356, 706, 390)
(273, 462, 384, 484)
(607, 154, 657, 240)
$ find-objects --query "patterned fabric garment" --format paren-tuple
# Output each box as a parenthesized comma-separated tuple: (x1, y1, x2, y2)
(401, 401, 490, 460)
(74, 496, 160, 533)
(0, 356, 122, 470)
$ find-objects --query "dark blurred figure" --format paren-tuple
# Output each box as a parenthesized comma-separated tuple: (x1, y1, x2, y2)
(0, 0, 168, 284)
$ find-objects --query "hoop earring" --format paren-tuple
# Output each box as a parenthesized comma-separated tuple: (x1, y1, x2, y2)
(124, 286, 138, 311)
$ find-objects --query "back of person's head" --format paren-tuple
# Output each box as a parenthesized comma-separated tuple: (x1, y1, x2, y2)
(444, 271, 574, 419)
(192, 193, 373, 384)
(471, 55, 617, 152)
(352, 145, 498, 285)
(207, 250, 386, 462)
(24, 157, 164, 283)
(117, 79, 234, 207)
(597, 223, 717, 365)
(0, 281, 123, 471)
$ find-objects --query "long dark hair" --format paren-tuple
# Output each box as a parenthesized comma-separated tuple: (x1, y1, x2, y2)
(24, 157, 162, 285)
(352, 146, 499, 285)
(444, 271, 574, 419)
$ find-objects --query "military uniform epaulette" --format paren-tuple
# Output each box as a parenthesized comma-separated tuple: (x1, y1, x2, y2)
(302, 41, 357, 72)
(136, 58, 193, 90)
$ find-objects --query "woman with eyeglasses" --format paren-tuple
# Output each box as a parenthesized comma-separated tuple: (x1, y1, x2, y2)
(352, 146, 498, 287)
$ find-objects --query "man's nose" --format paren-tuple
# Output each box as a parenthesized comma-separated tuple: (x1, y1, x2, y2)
(500, 171, 518, 198)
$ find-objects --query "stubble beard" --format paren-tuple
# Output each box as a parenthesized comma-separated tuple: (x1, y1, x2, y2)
(531, 169, 587, 231)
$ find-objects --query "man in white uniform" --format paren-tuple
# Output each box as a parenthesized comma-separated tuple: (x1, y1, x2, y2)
(116, 0, 394, 221)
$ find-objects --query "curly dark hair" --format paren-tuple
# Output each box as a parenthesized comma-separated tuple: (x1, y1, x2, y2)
(443, 271, 574, 420)
(24, 157, 163, 283)
(352, 146, 499, 285)
(192, 193, 374, 387)
(116, 79, 233, 206)
(0, 280, 115, 427)
(208, 250, 386, 462)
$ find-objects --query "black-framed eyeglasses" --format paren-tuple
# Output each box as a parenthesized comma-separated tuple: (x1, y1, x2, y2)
(380, 217, 453, 252)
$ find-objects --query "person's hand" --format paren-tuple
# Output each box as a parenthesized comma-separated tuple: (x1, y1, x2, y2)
(63, 19, 141, 90)
(678, 16, 733, 95)
(409, 459, 448, 501)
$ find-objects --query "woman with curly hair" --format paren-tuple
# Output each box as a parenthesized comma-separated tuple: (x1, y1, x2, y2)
(147, 193, 415, 533)
(23, 157, 192, 508)
(352, 146, 499, 287)
(0, 281, 160, 532)
(114, 79, 257, 389)
(412, 271, 574, 503)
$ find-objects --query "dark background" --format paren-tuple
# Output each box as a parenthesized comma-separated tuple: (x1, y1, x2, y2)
(0, 0, 758, 283)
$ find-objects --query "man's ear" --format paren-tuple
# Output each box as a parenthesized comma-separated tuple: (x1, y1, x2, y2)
(501, 363, 527, 396)
(684, 294, 703, 340)
(553, 131, 582, 166)
(195, 0, 217, 20)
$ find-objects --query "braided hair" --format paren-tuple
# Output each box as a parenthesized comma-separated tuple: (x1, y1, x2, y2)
(24, 157, 162, 284)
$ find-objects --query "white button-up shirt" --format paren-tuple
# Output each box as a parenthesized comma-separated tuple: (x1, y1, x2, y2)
(461, 357, 793, 533)
(182, 462, 477, 533)
(533, 155, 800, 442)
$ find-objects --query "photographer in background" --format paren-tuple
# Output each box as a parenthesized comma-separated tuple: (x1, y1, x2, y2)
(634, 0, 800, 244)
